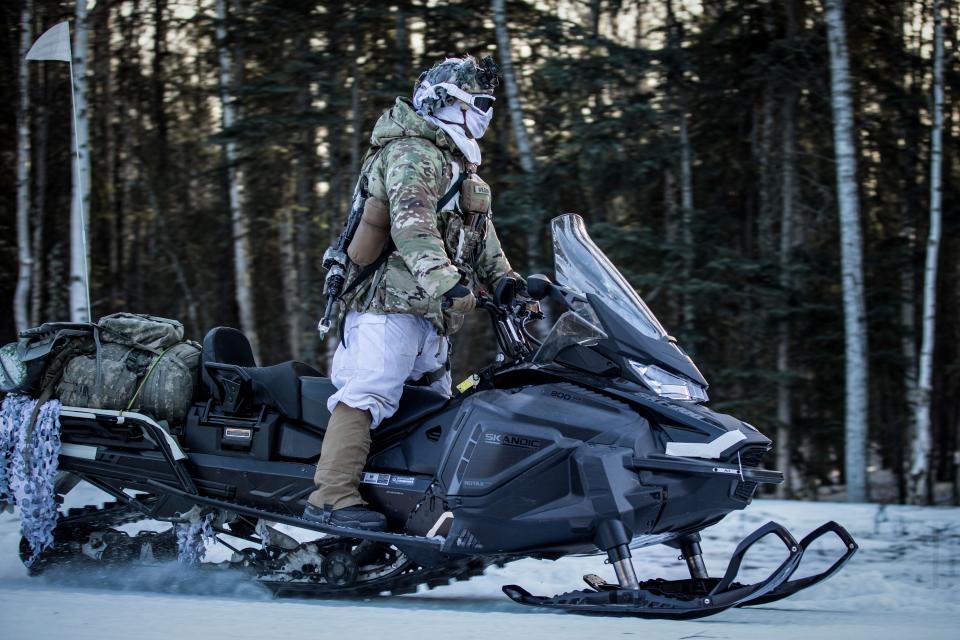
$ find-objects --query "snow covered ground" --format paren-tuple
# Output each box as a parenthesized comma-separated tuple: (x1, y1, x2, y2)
(1, 483, 958, 640)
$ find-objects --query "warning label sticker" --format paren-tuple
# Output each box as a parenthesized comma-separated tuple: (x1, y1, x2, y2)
(362, 472, 391, 486)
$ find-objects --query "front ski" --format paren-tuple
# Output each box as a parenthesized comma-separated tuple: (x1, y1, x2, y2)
(735, 520, 858, 608)
(504, 521, 818, 620)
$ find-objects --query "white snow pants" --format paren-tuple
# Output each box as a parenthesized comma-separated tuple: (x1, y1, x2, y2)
(326, 311, 451, 428)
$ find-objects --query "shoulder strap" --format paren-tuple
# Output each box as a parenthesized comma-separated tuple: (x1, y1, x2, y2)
(437, 171, 467, 211)
(339, 171, 467, 302)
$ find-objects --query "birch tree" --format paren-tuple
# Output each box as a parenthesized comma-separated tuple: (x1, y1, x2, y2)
(71, 0, 92, 322)
(492, 0, 537, 175)
(284, 34, 314, 362)
(14, 0, 33, 333)
(492, 0, 540, 266)
(910, 0, 945, 504)
(216, 0, 260, 361)
(678, 112, 695, 337)
(666, 0, 696, 338)
(30, 82, 48, 328)
(823, 0, 869, 502)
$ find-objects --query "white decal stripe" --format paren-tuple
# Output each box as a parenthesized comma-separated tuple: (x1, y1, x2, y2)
(665, 430, 747, 459)
(60, 443, 98, 460)
(426, 511, 454, 538)
(60, 405, 188, 461)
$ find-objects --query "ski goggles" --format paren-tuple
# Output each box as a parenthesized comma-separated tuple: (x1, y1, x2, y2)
(432, 82, 496, 114)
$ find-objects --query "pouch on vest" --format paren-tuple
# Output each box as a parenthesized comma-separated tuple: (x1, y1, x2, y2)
(460, 174, 491, 217)
(347, 196, 391, 267)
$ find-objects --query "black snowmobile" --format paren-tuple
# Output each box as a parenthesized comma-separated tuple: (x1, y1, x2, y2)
(16, 214, 857, 619)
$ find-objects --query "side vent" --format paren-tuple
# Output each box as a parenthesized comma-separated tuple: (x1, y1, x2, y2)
(734, 481, 758, 501)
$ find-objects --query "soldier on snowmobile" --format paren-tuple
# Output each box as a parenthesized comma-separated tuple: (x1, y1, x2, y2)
(304, 55, 523, 531)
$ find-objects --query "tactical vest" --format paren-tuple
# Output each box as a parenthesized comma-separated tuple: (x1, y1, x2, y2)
(344, 145, 493, 305)
(439, 163, 493, 276)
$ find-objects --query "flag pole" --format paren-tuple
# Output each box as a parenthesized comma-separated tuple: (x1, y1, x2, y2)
(65, 21, 91, 322)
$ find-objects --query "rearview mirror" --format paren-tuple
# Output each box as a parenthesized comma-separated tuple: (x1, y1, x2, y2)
(526, 274, 553, 301)
(494, 276, 517, 306)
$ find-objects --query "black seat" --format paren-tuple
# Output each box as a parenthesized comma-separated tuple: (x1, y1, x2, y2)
(246, 361, 323, 420)
(379, 386, 450, 438)
(202, 327, 322, 419)
(202, 327, 256, 395)
(301, 376, 449, 439)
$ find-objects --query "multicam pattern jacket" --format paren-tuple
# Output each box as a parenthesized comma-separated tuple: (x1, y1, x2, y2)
(344, 97, 516, 334)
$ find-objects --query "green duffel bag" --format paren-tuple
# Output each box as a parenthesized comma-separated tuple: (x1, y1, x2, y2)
(57, 343, 144, 410)
(131, 341, 201, 425)
(56, 328, 201, 426)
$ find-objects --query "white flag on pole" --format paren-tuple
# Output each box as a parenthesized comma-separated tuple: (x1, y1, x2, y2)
(26, 19, 92, 321)
(25, 22, 71, 62)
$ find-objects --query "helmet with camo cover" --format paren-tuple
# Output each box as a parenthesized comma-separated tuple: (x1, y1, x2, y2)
(413, 55, 500, 117)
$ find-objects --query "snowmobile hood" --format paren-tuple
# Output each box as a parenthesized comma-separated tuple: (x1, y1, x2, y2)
(369, 97, 456, 153)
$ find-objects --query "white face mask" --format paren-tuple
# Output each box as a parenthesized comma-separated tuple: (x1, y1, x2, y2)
(434, 103, 492, 140)
(465, 107, 492, 139)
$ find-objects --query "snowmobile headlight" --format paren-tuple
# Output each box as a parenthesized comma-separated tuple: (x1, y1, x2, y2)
(628, 361, 709, 403)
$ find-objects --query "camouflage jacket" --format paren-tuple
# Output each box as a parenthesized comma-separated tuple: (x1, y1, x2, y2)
(344, 97, 516, 334)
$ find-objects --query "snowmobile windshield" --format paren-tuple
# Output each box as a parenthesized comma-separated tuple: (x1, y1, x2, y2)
(533, 303, 607, 364)
(550, 213, 668, 340)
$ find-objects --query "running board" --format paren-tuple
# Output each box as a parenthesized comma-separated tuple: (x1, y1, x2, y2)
(503, 521, 845, 620)
(145, 480, 446, 553)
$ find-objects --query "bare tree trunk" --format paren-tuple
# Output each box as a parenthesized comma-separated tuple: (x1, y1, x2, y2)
(91, 1, 115, 308)
(349, 30, 362, 182)
(588, 0, 601, 37)
(492, 0, 540, 268)
(71, 0, 92, 322)
(776, 93, 798, 497)
(320, 25, 347, 371)
(823, 0, 870, 502)
(678, 111, 695, 338)
(756, 83, 775, 257)
(900, 224, 918, 492)
(294, 155, 313, 362)
(216, 0, 260, 361)
(776, 0, 799, 499)
(749, 83, 775, 398)
(14, 0, 33, 333)
(665, 0, 696, 340)
(491, 3, 537, 176)
(910, 0, 945, 504)
(165, 246, 201, 333)
(664, 168, 680, 327)
(279, 199, 300, 360)
(394, 0, 410, 84)
(288, 35, 314, 362)
(30, 84, 48, 327)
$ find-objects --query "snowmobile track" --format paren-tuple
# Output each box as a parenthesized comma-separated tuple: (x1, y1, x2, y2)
(24, 497, 511, 601)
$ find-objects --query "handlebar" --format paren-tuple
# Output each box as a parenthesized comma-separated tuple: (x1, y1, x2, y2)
(472, 291, 543, 361)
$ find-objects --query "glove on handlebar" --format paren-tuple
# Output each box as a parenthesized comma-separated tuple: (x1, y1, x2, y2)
(443, 283, 476, 313)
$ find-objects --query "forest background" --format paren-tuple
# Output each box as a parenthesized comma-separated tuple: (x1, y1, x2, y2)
(0, 0, 957, 505)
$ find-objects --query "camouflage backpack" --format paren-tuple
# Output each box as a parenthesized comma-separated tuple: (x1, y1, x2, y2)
(56, 313, 200, 425)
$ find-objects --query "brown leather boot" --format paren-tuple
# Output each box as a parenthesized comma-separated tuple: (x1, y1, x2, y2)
(306, 403, 386, 531)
